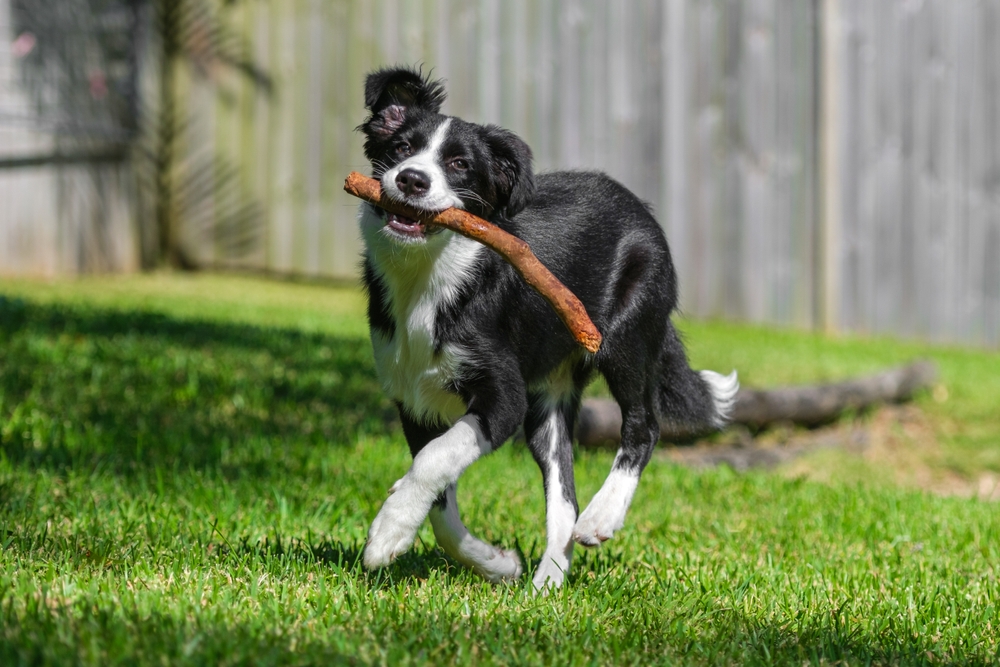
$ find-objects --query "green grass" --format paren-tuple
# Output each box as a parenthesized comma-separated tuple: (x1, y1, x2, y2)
(2, 273, 999, 666)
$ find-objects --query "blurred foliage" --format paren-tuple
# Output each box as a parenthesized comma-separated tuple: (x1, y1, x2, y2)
(10, 0, 140, 140)
(8, 0, 273, 270)
(150, 0, 272, 269)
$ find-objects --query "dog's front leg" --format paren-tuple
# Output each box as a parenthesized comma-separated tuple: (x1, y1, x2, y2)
(527, 407, 578, 591)
(363, 414, 490, 569)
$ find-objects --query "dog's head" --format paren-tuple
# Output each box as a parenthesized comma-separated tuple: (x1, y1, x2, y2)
(359, 66, 535, 243)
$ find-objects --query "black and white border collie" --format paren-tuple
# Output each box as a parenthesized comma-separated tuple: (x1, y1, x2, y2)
(357, 66, 738, 590)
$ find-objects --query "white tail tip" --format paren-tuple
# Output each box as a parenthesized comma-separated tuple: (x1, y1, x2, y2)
(700, 370, 740, 427)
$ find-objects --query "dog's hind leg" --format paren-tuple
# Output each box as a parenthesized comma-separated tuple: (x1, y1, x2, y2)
(572, 402, 657, 546)
(428, 484, 523, 582)
(525, 394, 579, 591)
(574, 324, 662, 547)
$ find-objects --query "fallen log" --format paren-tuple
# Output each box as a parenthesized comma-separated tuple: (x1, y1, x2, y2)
(576, 360, 938, 449)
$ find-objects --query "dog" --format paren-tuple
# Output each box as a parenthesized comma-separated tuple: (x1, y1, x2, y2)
(356, 66, 738, 589)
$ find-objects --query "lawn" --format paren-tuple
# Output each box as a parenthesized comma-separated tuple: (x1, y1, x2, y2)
(1, 273, 999, 666)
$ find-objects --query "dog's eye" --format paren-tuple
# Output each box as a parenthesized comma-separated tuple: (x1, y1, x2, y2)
(449, 158, 469, 171)
(394, 142, 411, 156)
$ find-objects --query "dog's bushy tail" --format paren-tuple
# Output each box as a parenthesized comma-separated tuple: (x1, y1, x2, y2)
(655, 324, 739, 437)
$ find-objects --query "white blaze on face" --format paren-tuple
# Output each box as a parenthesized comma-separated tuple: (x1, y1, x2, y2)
(382, 118, 463, 212)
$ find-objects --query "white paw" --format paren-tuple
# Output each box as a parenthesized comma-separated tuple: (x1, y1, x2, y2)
(573, 468, 638, 546)
(532, 557, 568, 592)
(572, 503, 624, 547)
(363, 481, 433, 569)
(472, 548, 524, 584)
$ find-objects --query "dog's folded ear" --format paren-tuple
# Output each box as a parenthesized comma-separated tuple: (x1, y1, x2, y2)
(361, 67, 446, 137)
(485, 126, 535, 220)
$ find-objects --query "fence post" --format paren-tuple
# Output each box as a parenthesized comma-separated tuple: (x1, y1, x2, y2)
(663, 0, 688, 291)
(818, 0, 842, 332)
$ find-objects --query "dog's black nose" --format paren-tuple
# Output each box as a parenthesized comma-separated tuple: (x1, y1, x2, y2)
(395, 169, 430, 197)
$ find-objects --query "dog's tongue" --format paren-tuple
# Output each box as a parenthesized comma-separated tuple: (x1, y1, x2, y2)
(386, 212, 424, 234)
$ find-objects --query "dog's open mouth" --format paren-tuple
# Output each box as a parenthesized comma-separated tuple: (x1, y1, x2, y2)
(386, 211, 424, 236)
(381, 209, 442, 241)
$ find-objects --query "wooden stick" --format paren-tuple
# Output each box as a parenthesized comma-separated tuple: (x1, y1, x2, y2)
(576, 361, 938, 448)
(344, 171, 603, 353)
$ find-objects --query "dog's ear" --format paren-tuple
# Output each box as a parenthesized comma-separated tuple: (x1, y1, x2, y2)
(361, 67, 446, 138)
(484, 126, 535, 219)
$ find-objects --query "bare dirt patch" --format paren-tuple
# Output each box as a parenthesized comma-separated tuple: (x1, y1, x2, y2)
(662, 405, 1000, 500)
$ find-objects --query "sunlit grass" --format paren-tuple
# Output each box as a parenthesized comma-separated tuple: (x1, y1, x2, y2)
(2, 273, 999, 665)
(0, 272, 369, 338)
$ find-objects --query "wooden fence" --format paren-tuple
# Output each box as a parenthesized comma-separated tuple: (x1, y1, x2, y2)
(2, 0, 999, 346)
(0, 0, 140, 275)
(833, 0, 1000, 344)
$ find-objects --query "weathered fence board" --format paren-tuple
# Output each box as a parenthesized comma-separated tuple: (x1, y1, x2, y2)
(836, 0, 1000, 344)
(2, 0, 999, 346)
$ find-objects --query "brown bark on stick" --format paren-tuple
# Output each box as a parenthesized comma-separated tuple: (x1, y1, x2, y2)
(344, 171, 603, 353)
(576, 361, 938, 449)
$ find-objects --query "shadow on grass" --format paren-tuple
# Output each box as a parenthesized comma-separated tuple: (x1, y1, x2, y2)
(2, 592, 986, 667)
(689, 607, 994, 667)
(214, 533, 452, 588)
(217, 534, 366, 570)
(0, 609, 372, 666)
(0, 296, 396, 473)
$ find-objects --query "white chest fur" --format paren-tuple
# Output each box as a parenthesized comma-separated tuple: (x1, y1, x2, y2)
(362, 206, 482, 425)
